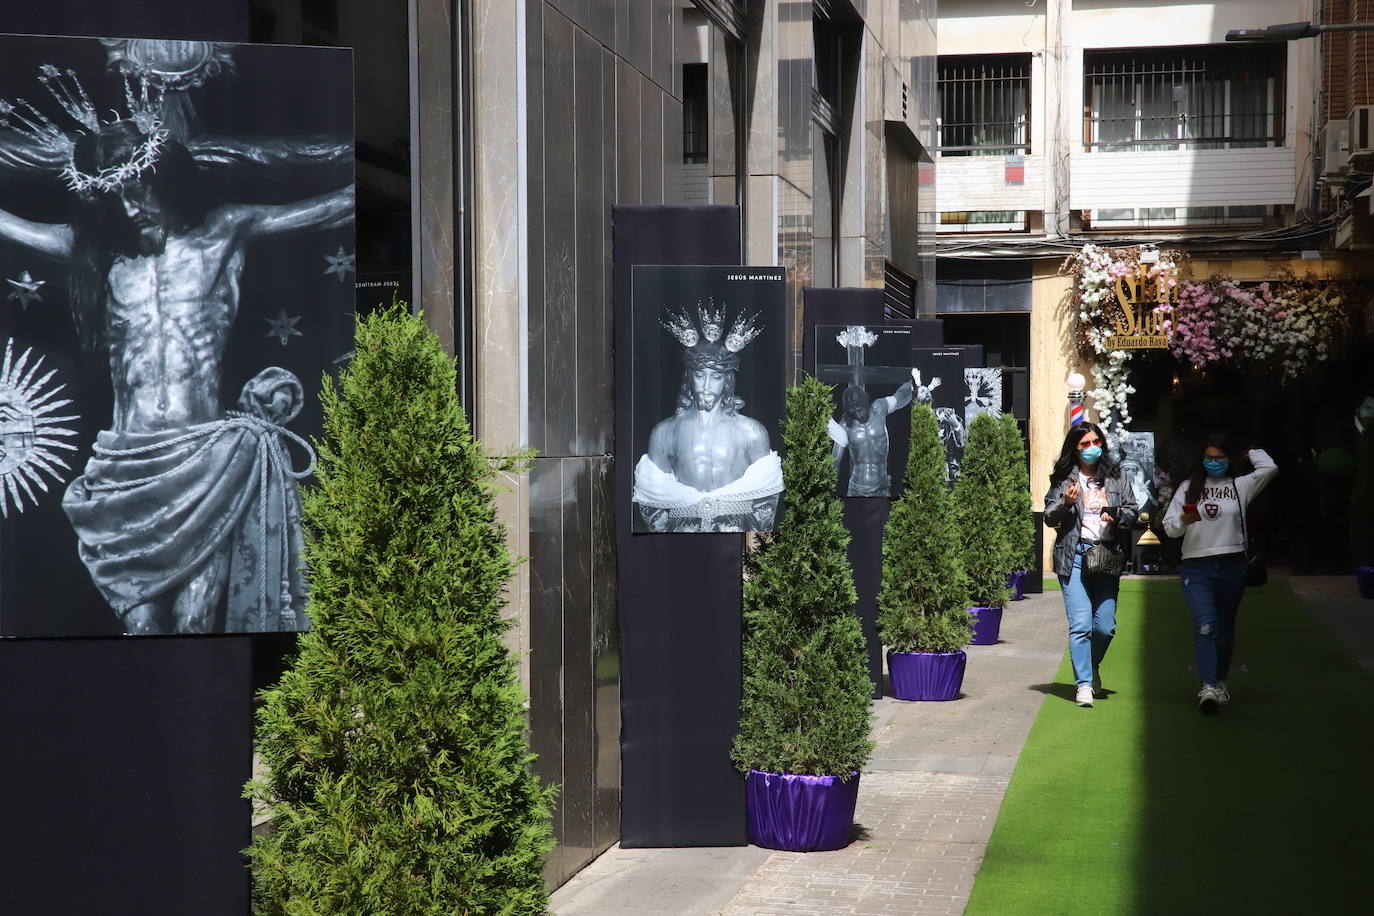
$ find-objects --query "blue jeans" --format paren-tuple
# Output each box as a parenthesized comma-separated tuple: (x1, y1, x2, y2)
(1180, 556, 1247, 687)
(1059, 545, 1120, 687)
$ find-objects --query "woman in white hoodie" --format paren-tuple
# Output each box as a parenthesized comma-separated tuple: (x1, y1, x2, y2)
(1163, 434, 1279, 713)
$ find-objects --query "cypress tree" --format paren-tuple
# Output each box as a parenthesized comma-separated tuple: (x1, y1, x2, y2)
(245, 305, 556, 915)
(998, 412, 1036, 574)
(732, 374, 874, 778)
(877, 404, 973, 654)
(953, 412, 1012, 609)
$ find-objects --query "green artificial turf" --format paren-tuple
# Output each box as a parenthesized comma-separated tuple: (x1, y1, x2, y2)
(965, 578, 1374, 916)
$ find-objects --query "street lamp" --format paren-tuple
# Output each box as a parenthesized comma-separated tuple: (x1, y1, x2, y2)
(1226, 21, 1374, 41)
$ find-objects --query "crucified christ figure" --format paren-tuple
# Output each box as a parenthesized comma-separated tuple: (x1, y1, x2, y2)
(0, 115, 352, 634)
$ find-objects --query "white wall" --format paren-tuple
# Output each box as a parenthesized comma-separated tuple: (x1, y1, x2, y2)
(937, 0, 1318, 218)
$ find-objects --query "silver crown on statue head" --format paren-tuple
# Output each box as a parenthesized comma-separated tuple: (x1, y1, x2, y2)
(0, 64, 168, 195)
(661, 299, 764, 362)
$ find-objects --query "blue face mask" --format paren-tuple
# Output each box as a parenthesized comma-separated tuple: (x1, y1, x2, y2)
(1203, 458, 1229, 477)
(1079, 445, 1103, 465)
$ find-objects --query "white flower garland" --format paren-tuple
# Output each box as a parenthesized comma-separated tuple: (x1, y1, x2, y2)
(1066, 245, 1178, 434)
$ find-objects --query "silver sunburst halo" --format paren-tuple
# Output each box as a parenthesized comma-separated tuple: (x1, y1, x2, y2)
(0, 339, 80, 517)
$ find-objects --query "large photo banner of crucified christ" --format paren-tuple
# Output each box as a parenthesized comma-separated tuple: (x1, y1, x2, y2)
(630, 265, 787, 534)
(815, 324, 918, 499)
(0, 35, 354, 637)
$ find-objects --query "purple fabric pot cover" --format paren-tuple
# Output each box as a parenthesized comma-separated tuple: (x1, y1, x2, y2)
(887, 650, 966, 702)
(970, 605, 1003, 645)
(1005, 570, 1028, 601)
(745, 769, 860, 852)
(1358, 566, 1374, 599)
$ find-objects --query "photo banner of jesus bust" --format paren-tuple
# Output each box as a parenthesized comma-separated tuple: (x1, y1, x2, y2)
(629, 265, 787, 534)
(0, 35, 354, 637)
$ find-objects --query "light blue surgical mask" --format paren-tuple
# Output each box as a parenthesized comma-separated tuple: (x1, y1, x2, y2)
(1079, 445, 1103, 465)
(1203, 457, 1229, 477)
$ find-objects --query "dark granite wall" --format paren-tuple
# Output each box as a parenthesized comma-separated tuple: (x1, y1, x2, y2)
(526, 0, 684, 885)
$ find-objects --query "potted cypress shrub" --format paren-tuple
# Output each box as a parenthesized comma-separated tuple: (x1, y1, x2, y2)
(878, 404, 975, 701)
(245, 305, 556, 914)
(732, 374, 874, 853)
(998, 413, 1036, 601)
(954, 412, 1012, 645)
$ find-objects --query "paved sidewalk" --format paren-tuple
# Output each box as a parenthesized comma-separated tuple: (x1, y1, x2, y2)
(551, 586, 1070, 916)
(1284, 574, 1374, 671)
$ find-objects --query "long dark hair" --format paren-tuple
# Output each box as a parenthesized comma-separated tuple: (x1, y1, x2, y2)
(1049, 421, 1119, 485)
(67, 121, 209, 355)
(1183, 432, 1253, 504)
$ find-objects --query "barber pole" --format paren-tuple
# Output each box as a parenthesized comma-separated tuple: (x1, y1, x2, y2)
(1067, 371, 1087, 428)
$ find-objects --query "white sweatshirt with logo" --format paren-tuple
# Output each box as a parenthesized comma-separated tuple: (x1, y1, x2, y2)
(1162, 449, 1278, 559)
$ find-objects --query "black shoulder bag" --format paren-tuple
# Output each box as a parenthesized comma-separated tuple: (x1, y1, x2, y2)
(1237, 494, 1268, 588)
(1082, 540, 1125, 578)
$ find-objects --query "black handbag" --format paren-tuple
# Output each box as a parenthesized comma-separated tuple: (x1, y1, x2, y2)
(1237, 497, 1268, 587)
(1082, 542, 1125, 578)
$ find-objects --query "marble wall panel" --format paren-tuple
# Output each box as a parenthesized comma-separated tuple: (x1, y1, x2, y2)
(616, 59, 643, 203)
(574, 32, 611, 455)
(542, 11, 580, 457)
(641, 75, 665, 204)
(528, 454, 619, 884)
(664, 94, 685, 204)
(523, 0, 702, 886)
(528, 457, 566, 884)
(559, 458, 596, 872)
(586, 0, 616, 46)
(653, 0, 675, 92)
(527, 0, 548, 452)
(589, 457, 620, 854)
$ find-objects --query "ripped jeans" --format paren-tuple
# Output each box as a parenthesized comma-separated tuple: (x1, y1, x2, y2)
(1180, 555, 1248, 687)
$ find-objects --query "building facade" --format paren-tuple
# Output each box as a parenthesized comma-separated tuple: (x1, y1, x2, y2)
(463, 0, 939, 886)
(933, 0, 1373, 568)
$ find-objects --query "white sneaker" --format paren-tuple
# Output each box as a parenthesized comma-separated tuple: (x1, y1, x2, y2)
(1215, 681, 1231, 705)
(1076, 685, 1095, 707)
(1197, 685, 1220, 713)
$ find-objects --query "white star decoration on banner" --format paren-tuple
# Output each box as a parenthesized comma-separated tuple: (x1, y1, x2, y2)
(5, 271, 45, 310)
(265, 309, 303, 346)
(323, 246, 355, 283)
(0, 340, 80, 517)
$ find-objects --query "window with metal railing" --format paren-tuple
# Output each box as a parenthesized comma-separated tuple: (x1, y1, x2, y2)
(937, 54, 1031, 157)
(1084, 45, 1285, 151)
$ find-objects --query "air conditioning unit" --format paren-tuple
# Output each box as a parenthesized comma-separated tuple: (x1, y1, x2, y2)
(1350, 105, 1374, 156)
(1321, 119, 1350, 176)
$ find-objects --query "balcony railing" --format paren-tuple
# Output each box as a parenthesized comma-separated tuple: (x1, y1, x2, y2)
(1084, 45, 1285, 151)
(937, 54, 1031, 157)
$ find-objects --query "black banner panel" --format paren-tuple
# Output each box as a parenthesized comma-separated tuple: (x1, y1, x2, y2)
(843, 496, 889, 698)
(0, 637, 252, 916)
(0, 35, 355, 637)
(614, 206, 749, 847)
(801, 286, 885, 380)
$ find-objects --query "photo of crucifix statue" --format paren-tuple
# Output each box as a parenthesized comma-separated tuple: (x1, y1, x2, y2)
(0, 36, 354, 636)
(816, 324, 920, 498)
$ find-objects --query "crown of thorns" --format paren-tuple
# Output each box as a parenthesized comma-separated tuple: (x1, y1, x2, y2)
(660, 299, 763, 357)
(0, 64, 168, 195)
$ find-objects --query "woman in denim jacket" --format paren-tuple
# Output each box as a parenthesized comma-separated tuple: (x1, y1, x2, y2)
(1043, 422, 1140, 707)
